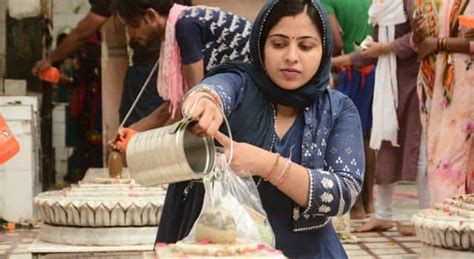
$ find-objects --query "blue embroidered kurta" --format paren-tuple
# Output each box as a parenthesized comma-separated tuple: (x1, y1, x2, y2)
(156, 71, 365, 258)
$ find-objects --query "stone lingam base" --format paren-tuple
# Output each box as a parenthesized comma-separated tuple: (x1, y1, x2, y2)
(37, 223, 158, 246)
(34, 168, 167, 246)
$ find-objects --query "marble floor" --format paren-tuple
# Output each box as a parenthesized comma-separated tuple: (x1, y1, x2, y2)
(1, 183, 473, 258)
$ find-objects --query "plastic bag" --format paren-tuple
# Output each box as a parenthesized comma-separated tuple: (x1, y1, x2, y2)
(183, 152, 275, 247)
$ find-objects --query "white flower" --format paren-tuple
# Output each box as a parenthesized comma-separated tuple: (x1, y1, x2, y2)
(318, 205, 331, 213)
(321, 178, 334, 189)
(320, 192, 334, 203)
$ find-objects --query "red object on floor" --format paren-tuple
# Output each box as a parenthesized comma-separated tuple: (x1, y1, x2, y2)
(0, 113, 20, 164)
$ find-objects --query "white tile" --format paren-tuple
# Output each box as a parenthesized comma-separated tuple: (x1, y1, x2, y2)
(370, 248, 406, 255)
(52, 134, 65, 147)
(346, 249, 371, 257)
(4, 79, 27, 96)
(53, 122, 66, 135)
(8, 253, 32, 259)
(365, 242, 399, 249)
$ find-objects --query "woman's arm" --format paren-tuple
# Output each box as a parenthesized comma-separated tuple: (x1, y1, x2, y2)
(206, 96, 365, 212)
(417, 36, 472, 59)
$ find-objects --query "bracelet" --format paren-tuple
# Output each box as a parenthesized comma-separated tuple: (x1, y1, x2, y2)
(438, 37, 448, 52)
(195, 87, 222, 107)
(264, 153, 281, 182)
(275, 161, 293, 186)
(181, 86, 223, 117)
(182, 94, 218, 119)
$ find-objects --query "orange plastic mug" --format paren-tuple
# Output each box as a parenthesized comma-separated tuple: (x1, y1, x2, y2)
(0, 113, 20, 164)
(40, 67, 61, 84)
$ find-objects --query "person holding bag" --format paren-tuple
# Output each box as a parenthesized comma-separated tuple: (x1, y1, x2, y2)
(155, 0, 365, 257)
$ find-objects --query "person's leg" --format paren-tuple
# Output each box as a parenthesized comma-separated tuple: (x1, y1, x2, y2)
(355, 183, 395, 232)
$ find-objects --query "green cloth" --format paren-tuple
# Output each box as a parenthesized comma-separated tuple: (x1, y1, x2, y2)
(321, 0, 372, 54)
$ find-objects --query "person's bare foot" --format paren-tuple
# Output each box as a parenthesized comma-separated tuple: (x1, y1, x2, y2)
(350, 198, 367, 220)
(354, 218, 394, 232)
(397, 224, 416, 236)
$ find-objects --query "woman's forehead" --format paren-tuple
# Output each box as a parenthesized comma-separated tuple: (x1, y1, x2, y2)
(267, 13, 321, 39)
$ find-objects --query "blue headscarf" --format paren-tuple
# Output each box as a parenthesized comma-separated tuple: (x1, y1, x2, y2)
(208, 0, 333, 110)
(208, 0, 333, 150)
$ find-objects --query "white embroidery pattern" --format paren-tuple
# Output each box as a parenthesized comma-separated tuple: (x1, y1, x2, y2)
(320, 192, 334, 203)
(321, 178, 334, 189)
(318, 205, 331, 213)
(350, 158, 357, 166)
(319, 170, 330, 175)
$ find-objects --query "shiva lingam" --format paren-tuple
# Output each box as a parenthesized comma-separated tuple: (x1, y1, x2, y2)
(33, 151, 167, 246)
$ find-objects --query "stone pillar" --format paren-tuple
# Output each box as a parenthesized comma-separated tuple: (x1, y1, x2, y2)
(101, 19, 128, 164)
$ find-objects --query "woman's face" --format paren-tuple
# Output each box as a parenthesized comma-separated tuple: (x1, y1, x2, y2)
(263, 11, 322, 91)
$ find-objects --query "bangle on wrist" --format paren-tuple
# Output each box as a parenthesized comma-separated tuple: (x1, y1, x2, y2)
(274, 159, 292, 186)
(181, 86, 223, 116)
(438, 37, 448, 52)
(264, 153, 281, 182)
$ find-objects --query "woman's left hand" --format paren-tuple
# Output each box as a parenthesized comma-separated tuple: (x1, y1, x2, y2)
(214, 132, 265, 177)
(417, 37, 438, 60)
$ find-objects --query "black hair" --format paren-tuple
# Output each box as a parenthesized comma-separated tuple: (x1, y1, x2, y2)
(111, 0, 192, 26)
(260, 0, 324, 57)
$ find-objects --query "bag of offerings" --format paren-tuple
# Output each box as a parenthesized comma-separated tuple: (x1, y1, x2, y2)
(183, 151, 275, 247)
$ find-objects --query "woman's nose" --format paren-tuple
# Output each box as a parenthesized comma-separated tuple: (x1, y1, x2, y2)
(285, 44, 299, 64)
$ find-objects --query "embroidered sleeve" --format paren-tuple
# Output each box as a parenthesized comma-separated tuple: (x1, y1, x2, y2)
(304, 97, 365, 217)
(190, 72, 246, 116)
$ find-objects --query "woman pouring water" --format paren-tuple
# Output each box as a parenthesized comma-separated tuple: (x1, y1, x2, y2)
(148, 0, 366, 257)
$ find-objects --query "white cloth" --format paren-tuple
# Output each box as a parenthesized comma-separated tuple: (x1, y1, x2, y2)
(368, 0, 407, 150)
(375, 183, 396, 220)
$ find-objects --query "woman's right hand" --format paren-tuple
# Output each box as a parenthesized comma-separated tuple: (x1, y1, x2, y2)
(181, 92, 223, 138)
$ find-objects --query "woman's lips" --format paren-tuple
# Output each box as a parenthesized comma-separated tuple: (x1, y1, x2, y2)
(280, 68, 301, 78)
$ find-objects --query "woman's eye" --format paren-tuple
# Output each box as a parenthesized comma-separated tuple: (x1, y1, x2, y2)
(299, 44, 315, 51)
(271, 41, 286, 48)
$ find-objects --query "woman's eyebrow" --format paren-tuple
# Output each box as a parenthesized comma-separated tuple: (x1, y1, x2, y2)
(268, 34, 320, 40)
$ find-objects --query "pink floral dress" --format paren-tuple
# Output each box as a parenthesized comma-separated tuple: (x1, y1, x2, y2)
(417, 0, 474, 204)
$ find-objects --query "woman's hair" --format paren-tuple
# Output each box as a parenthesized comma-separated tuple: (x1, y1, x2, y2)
(260, 0, 324, 58)
(112, 0, 189, 26)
